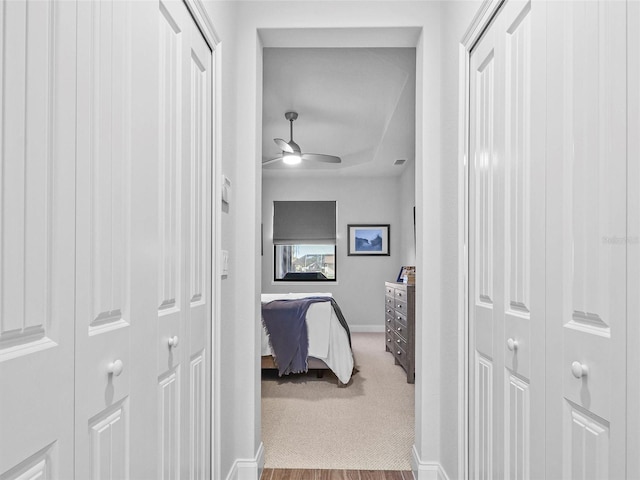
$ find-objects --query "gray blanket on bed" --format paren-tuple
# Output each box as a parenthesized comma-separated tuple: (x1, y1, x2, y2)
(261, 297, 351, 377)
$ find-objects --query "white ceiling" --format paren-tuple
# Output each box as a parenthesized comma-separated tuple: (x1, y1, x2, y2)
(262, 47, 416, 177)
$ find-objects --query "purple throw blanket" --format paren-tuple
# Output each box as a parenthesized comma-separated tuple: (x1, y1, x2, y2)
(261, 297, 332, 377)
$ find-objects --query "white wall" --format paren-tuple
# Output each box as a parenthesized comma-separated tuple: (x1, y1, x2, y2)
(397, 159, 416, 267)
(201, 1, 482, 479)
(439, 1, 483, 478)
(262, 175, 412, 330)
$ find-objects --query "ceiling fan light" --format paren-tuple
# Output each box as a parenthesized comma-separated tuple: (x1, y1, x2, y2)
(282, 153, 302, 165)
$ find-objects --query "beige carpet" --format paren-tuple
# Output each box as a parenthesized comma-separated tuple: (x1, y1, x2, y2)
(261, 332, 415, 470)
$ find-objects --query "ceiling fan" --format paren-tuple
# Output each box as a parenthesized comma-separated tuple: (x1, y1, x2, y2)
(263, 111, 342, 166)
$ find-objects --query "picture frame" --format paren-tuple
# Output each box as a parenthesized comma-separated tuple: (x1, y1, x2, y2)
(347, 224, 390, 256)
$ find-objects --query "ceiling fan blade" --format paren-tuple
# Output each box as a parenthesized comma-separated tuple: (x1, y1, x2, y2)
(273, 138, 294, 153)
(302, 153, 342, 164)
(262, 156, 283, 166)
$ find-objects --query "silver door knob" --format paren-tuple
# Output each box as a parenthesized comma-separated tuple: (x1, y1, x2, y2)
(571, 361, 588, 379)
(107, 359, 124, 377)
(507, 338, 519, 351)
(168, 336, 179, 348)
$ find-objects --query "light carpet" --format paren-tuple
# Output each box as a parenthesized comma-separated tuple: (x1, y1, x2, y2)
(261, 332, 415, 470)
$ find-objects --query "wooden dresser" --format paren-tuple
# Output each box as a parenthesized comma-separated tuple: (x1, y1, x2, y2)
(384, 282, 415, 383)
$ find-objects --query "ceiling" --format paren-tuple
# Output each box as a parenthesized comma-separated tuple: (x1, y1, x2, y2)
(262, 47, 416, 178)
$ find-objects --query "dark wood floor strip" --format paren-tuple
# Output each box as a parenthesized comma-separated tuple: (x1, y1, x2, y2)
(261, 469, 413, 480)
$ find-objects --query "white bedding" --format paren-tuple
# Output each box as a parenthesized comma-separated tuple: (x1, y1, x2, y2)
(260, 292, 354, 384)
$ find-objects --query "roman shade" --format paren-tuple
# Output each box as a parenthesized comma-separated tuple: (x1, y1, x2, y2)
(273, 201, 336, 245)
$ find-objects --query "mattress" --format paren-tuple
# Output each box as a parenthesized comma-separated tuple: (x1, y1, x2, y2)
(260, 292, 354, 384)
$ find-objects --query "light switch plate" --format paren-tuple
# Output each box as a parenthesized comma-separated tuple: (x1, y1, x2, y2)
(221, 250, 229, 276)
(222, 175, 231, 204)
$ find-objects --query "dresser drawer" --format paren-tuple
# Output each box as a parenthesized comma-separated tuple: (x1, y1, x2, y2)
(386, 285, 395, 296)
(394, 310, 407, 329)
(385, 330, 394, 349)
(392, 342, 407, 368)
(385, 296, 395, 308)
(385, 312, 394, 328)
(394, 287, 407, 301)
(394, 298, 407, 314)
(394, 318, 408, 341)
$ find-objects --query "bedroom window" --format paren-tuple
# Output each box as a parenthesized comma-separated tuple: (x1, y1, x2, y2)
(272, 201, 337, 282)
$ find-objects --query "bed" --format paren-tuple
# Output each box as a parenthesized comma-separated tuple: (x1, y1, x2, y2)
(260, 293, 355, 385)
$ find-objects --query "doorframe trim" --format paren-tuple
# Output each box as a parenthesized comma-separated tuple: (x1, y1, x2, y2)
(181, 1, 222, 479)
(457, 1, 504, 478)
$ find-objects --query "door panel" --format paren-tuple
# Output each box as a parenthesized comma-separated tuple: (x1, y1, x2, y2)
(546, 1, 627, 478)
(157, 2, 212, 479)
(0, 1, 76, 477)
(469, 2, 545, 479)
(469, 20, 500, 480)
(75, 1, 134, 477)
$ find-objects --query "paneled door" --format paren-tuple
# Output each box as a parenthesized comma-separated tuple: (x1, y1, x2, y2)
(74, 0, 161, 478)
(468, 1, 546, 478)
(157, 2, 212, 479)
(0, 1, 77, 478)
(545, 1, 628, 478)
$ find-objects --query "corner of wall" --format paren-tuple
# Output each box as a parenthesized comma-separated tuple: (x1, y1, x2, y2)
(225, 442, 264, 480)
(411, 445, 451, 480)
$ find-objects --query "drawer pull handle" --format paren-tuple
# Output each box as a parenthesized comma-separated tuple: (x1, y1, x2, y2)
(397, 326, 402, 332)
(387, 318, 391, 323)
(397, 316, 402, 321)
(396, 339, 401, 344)
(397, 350, 402, 355)
(397, 304, 403, 309)
(387, 328, 391, 333)
(387, 338, 391, 342)
(387, 309, 392, 314)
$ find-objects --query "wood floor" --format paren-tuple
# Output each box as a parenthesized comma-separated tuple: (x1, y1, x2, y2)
(261, 469, 413, 480)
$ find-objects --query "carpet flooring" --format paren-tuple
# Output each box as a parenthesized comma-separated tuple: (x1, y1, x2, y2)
(261, 333, 415, 470)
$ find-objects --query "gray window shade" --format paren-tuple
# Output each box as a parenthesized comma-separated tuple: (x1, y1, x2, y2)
(273, 201, 336, 245)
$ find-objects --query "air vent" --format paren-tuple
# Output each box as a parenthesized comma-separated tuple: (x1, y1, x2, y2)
(393, 159, 406, 166)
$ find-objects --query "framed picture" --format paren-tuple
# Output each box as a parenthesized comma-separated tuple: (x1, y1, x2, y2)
(347, 224, 390, 256)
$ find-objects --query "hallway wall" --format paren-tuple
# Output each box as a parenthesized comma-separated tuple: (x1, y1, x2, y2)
(202, 1, 482, 478)
(439, 1, 485, 477)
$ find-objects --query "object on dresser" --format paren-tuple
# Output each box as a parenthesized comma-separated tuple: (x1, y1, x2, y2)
(260, 293, 355, 386)
(396, 266, 416, 284)
(384, 282, 415, 383)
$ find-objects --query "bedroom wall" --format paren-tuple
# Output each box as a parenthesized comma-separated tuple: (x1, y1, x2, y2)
(397, 159, 416, 267)
(261, 175, 408, 331)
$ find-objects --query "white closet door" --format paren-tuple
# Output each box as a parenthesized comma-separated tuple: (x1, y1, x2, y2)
(545, 1, 628, 478)
(0, 1, 76, 478)
(627, 1, 639, 478)
(469, 15, 503, 480)
(157, 2, 212, 478)
(74, 1, 160, 478)
(469, 2, 546, 478)
(181, 16, 212, 480)
(499, 2, 546, 479)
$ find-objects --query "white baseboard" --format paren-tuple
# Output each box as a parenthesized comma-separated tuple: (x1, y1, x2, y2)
(411, 445, 450, 480)
(225, 442, 265, 480)
(349, 325, 385, 333)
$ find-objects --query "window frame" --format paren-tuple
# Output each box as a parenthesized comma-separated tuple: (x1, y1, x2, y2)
(273, 244, 337, 282)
